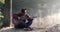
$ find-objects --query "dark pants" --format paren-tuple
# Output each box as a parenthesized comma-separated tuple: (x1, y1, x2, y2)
(14, 19, 33, 29)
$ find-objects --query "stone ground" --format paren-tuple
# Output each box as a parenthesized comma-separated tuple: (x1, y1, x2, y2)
(0, 27, 46, 32)
(0, 24, 60, 32)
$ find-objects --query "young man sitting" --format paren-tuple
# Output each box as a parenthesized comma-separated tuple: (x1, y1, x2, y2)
(12, 9, 33, 30)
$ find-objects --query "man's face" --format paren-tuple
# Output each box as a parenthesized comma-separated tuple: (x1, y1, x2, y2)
(25, 10, 27, 13)
(22, 10, 27, 14)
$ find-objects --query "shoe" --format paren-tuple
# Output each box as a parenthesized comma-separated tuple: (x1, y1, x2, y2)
(24, 27, 33, 31)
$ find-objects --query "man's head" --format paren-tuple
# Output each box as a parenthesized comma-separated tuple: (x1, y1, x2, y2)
(13, 14, 18, 19)
(21, 8, 27, 14)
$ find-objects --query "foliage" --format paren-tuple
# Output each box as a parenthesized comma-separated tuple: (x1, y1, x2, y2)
(0, 11, 4, 18)
(0, 0, 4, 18)
(0, 0, 5, 4)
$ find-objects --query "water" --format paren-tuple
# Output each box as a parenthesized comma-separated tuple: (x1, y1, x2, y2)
(12, 0, 60, 28)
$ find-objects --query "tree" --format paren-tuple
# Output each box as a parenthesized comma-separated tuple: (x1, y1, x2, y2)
(0, 0, 4, 28)
(3, 0, 10, 27)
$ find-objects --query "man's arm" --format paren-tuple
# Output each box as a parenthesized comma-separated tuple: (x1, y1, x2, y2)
(26, 14, 33, 21)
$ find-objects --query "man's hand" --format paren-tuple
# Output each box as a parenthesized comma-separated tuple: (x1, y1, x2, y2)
(27, 17, 33, 21)
(18, 17, 20, 20)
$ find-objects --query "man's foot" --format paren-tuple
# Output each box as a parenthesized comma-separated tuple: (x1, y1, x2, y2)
(24, 27, 33, 31)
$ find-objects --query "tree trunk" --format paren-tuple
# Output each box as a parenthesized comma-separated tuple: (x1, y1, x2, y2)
(3, 0, 10, 27)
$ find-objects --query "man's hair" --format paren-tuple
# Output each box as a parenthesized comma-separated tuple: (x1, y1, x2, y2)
(13, 14, 17, 18)
(21, 8, 26, 13)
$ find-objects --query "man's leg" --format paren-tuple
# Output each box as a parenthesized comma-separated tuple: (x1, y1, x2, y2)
(24, 19, 33, 31)
(14, 19, 33, 29)
(25, 19, 33, 28)
(14, 21, 26, 29)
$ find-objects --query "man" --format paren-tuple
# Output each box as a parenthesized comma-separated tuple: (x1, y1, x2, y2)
(12, 9, 33, 30)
